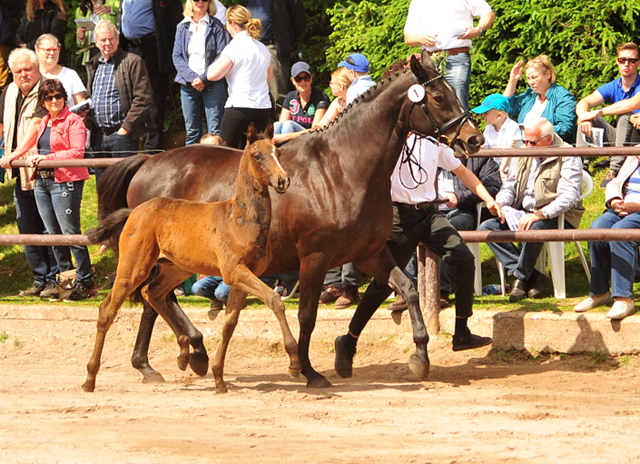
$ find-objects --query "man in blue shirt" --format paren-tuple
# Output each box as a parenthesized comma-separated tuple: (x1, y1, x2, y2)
(340, 53, 375, 105)
(576, 42, 640, 176)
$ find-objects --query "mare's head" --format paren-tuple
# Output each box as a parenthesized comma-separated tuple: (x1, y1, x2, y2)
(405, 51, 484, 159)
(245, 123, 290, 194)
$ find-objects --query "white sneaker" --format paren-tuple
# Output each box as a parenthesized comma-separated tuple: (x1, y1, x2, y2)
(606, 300, 636, 320)
(574, 291, 613, 312)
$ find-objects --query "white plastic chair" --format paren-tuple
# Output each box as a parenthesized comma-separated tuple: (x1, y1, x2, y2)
(468, 202, 483, 296)
(498, 171, 593, 299)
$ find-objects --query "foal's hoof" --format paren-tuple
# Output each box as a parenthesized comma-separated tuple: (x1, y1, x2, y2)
(142, 372, 166, 384)
(289, 367, 302, 379)
(81, 380, 95, 393)
(189, 353, 210, 377)
(306, 375, 332, 389)
(408, 353, 430, 381)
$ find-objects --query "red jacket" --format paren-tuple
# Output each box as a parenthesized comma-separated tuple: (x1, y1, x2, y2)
(35, 106, 89, 183)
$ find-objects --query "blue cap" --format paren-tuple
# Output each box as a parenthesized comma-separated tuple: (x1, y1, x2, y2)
(291, 61, 311, 78)
(338, 53, 369, 73)
(471, 94, 511, 114)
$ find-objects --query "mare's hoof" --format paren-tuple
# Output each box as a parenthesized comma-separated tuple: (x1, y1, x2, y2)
(306, 375, 332, 389)
(177, 356, 189, 371)
(143, 372, 166, 384)
(81, 381, 95, 393)
(289, 367, 302, 379)
(189, 353, 210, 377)
(215, 383, 228, 394)
(408, 353, 430, 381)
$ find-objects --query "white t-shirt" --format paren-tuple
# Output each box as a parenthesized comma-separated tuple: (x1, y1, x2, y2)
(391, 135, 461, 204)
(524, 97, 548, 123)
(404, 0, 493, 51)
(187, 14, 209, 77)
(483, 117, 522, 148)
(221, 30, 271, 109)
(46, 67, 87, 105)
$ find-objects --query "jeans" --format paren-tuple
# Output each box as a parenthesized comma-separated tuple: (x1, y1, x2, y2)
(479, 215, 569, 281)
(324, 263, 361, 288)
(440, 208, 477, 293)
(274, 120, 306, 135)
(192, 276, 230, 302)
(443, 52, 471, 111)
(180, 81, 227, 145)
(93, 130, 140, 184)
(576, 114, 632, 173)
(588, 209, 640, 299)
(14, 179, 58, 286)
(34, 178, 93, 285)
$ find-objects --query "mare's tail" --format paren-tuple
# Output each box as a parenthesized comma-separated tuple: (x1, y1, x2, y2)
(97, 154, 151, 221)
(86, 208, 133, 250)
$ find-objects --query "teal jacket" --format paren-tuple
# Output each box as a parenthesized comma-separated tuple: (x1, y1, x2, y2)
(507, 83, 577, 145)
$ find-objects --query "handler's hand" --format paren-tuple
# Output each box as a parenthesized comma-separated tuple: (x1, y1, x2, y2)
(444, 193, 458, 209)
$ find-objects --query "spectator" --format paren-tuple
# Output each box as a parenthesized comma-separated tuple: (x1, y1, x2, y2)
(403, 0, 495, 110)
(16, 0, 68, 64)
(577, 43, 640, 178)
(173, 0, 228, 145)
(479, 117, 584, 302)
(120, 0, 183, 151)
(0, 48, 58, 298)
(87, 20, 154, 183)
(573, 155, 640, 320)
(35, 34, 87, 105)
(471, 93, 522, 180)
(192, 275, 229, 311)
(0, 0, 18, 87)
(340, 53, 375, 105)
(272, 61, 329, 144)
(200, 133, 224, 145)
(75, 0, 119, 68)
(25, 79, 96, 301)
(207, 5, 272, 149)
(504, 55, 577, 144)
(239, 0, 307, 114)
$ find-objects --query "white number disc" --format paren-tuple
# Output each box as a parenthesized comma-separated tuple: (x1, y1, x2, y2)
(407, 84, 426, 103)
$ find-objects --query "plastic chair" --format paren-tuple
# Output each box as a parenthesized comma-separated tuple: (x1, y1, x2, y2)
(468, 202, 484, 296)
(498, 171, 593, 299)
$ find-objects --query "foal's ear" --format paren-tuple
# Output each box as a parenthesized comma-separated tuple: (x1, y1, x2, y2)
(247, 122, 257, 144)
(265, 121, 274, 140)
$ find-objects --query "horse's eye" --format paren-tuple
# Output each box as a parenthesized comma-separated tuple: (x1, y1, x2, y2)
(433, 94, 444, 104)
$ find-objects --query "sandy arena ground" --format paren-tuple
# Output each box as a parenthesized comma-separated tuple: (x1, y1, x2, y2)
(1, 303, 640, 464)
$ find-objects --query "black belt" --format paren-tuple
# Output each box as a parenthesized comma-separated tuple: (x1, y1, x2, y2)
(100, 125, 121, 135)
(397, 201, 446, 210)
(261, 39, 276, 46)
(36, 170, 55, 179)
(128, 33, 155, 46)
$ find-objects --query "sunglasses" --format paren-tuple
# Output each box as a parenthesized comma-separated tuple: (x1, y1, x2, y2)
(523, 135, 548, 147)
(193, 0, 209, 2)
(44, 93, 64, 102)
(617, 57, 639, 64)
(294, 74, 311, 83)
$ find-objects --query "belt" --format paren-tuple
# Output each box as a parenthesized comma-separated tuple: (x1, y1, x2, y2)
(261, 39, 276, 46)
(100, 125, 121, 135)
(429, 47, 470, 56)
(397, 200, 447, 210)
(128, 33, 155, 46)
(36, 170, 55, 179)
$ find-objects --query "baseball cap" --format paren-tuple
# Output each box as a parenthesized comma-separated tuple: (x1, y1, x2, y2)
(471, 94, 511, 114)
(291, 61, 311, 78)
(338, 53, 369, 73)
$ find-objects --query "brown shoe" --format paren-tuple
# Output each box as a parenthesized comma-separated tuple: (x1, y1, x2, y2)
(319, 283, 342, 304)
(335, 285, 359, 309)
(388, 295, 407, 311)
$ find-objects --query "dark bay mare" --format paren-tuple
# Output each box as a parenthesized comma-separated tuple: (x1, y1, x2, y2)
(96, 52, 484, 389)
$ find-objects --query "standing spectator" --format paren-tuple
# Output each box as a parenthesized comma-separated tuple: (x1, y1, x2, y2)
(504, 55, 577, 144)
(36, 34, 87, 105)
(75, 0, 120, 68)
(0, 0, 19, 87)
(273, 61, 329, 144)
(173, 0, 228, 145)
(403, 0, 495, 110)
(120, 0, 183, 151)
(16, 0, 68, 65)
(239, 0, 307, 115)
(25, 80, 96, 301)
(87, 20, 154, 182)
(207, 5, 272, 149)
(0, 48, 58, 297)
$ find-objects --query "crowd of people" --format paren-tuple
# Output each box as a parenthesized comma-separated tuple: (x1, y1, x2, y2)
(0, 0, 639, 340)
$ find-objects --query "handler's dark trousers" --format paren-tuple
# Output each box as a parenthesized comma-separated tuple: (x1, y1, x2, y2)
(349, 203, 475, 336)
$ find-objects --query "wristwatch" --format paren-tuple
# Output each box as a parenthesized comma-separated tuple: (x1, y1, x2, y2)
(478, 26, 484, 35)
(541, 209, 550, 219)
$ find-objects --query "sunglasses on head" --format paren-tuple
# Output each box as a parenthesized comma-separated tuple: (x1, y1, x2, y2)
(44, 93, 64, 102)
(294, 74, 311, 83)
(617, 57, 639, 64)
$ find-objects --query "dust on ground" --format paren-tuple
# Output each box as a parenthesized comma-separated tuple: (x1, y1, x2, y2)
(1, 303, 639, 464)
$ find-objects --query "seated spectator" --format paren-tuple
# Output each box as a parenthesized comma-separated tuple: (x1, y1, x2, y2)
(340, 52, 375, 104)
(574, 155, 640, 320)
(200, 133, 225, 145)
(504, 55, 577, 145)
(192, 275, 229, 311)
(36, 34, 87, 105)
(471, 93, 522, 181)
(272, 61, 329, 144)
(75, 0, 119, 68)
(26, 79, 96, 301)
(173, 0, 228, 145)
(479, 117, 584, 302)
(17, 0, 68, 64)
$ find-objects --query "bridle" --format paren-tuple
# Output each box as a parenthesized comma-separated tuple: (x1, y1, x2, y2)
(408, 73, 475, 148)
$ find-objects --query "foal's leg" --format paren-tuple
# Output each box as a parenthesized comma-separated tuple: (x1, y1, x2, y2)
(212, 286, 247, 393)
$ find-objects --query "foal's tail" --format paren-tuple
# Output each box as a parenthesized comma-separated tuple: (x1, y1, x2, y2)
(97, 154, 151, 221)
(86, 208, 133, 251)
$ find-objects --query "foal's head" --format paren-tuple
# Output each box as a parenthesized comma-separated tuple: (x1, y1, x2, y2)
(405, 51, 484, 159)
(245, 123, 290, 194)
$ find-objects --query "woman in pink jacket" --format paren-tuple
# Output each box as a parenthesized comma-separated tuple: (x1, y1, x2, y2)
(26, 79, 96, 301)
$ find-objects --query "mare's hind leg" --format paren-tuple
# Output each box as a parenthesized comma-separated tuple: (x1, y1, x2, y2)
(131, 301, 163, 383)
(212, 286, 247, 393)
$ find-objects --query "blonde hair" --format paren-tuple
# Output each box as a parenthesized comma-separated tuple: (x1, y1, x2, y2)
(200, 133, 225, 145)
(27, 0, 67, 22)
(331, 67, 351, 89)
(226, 5, 262, 40)
(525, 55, 556, 84)
(184, 0, 217, 18)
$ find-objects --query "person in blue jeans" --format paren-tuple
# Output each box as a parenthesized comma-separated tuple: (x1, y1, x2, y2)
(173, 0, 228, 145)
(574, 155, 640, 320)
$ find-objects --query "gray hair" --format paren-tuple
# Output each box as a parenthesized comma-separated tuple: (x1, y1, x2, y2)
(8, 48, 38, 71)
(94, 19, 119, 38)
(35, 33, 60, 49)
(524, 117, 554, 138)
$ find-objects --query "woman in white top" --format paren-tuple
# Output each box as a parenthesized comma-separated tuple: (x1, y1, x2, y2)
(36, 34, 87, 105)
(207, 5, 272, 148)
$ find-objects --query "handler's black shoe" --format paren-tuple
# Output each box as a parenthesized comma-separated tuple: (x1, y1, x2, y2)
(334, 335, 356, 378)
(452, 333, 493, 352)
